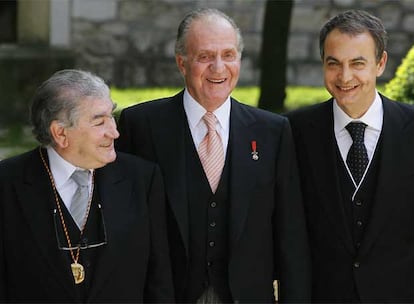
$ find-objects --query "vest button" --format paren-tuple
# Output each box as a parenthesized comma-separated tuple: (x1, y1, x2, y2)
(356, 220, 363, 227)
(353, 262, 360, 268)
(207, 261, 212, 267)
(81, 237, 88, 247)
(210, 221, 216, 228)
(209, 241, 215, 247)
(355, 199, 362, 206)
(210, 202, 217, 208)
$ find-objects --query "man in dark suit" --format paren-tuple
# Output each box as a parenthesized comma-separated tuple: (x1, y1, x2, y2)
(116, 8, 310, 303)
(286, 10, 414, 303)
(0, 69, 174, 303)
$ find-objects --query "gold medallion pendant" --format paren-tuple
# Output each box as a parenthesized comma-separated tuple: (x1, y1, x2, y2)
(71, 262, 85, 284)
(39, 149, 93, 286)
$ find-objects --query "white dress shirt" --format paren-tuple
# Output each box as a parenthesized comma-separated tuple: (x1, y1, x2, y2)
(47, 146, 93, 210)
(183, 89, 231, 159)
(334, 91, 383, 191)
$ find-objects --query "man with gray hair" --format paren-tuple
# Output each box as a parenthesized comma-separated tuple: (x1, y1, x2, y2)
(117, 8, 310, 303)
(0, 69, 173, 302)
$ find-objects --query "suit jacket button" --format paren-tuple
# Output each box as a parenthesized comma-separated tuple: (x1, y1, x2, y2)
(355, 199, 362, 206)
(354, 262, 360, 268)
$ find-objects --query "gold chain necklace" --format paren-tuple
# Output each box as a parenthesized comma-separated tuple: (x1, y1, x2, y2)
(39, 147, 94, 284)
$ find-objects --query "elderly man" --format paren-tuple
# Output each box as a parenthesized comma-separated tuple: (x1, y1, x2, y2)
(117, 8, 310, 303)
(0, 69, 173, 303)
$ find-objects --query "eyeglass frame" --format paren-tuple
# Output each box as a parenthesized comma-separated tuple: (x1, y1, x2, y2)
(53, 203, 108, 251)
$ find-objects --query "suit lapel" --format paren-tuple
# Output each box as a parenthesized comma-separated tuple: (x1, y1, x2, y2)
(303, 102, 355, 254)
(154, 92, 190, 256)
(18, 148, 76, 297)
(359, 98, 408, 255)
(87, 161, 130, 299)
(228, 101, 258, 252)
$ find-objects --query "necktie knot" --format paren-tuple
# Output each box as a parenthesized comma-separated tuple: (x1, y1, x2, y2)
(71, 170, 89, 188)
(346, 122, 367, 144)
(203, 112, 218, 133)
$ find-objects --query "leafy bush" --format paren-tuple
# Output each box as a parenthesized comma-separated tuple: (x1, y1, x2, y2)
(111, 86, 330, 112)
(384, 45, 414, 104)
(1, 86, 331, 159)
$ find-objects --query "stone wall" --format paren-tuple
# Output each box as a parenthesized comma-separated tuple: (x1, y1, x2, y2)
(0, 46, 74, 125)
(69, 0, 414, 87)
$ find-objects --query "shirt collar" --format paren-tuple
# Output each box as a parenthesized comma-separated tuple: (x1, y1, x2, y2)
(47, 146, 77, 189)
(46, 146, 93, 188)
(334, 90, 383, 133)
(183, 88, 231, 131)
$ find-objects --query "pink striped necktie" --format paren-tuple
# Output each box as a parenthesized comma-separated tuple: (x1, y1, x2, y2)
(198, 112, 225, 193)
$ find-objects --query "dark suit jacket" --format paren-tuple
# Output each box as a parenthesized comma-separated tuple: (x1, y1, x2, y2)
(0, 148, 174, 303)
(286, 95, 414, 303)
(116, 90, 311, 303)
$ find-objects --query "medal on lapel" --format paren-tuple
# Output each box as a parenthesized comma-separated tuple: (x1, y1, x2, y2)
(251, 141, 259, 160)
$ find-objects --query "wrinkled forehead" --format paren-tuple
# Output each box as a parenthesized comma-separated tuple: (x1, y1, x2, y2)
(187, 17, 238, 48)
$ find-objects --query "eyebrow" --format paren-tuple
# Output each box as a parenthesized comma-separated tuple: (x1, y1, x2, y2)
(325, 55, 367, 62)
(90, 103, 117, 121)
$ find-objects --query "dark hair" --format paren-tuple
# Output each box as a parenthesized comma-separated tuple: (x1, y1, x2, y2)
(319, 9, 387, 62)
(30, 69, 111, 146)
(175, 7, 244, 56)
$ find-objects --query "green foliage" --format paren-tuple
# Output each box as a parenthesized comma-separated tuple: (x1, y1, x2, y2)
(384, 46, 414, 104)
(285, 86, 330, 110)
(111, 87, 182, 109)
(111, 86, 331, 112)
(0, 124, 37, 159)
(1, 86, 331, 159)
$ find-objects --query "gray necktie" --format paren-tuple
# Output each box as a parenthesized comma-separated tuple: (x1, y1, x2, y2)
(70, 170, 90, 228)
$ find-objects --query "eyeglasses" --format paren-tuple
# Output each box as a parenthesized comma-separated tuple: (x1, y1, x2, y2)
(53, 203, 108, 251)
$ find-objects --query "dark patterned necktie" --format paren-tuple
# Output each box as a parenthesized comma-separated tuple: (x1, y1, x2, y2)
(346, 122, 368, 185)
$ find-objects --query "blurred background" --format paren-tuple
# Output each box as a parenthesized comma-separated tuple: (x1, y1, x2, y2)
(1, 0, 413, 157)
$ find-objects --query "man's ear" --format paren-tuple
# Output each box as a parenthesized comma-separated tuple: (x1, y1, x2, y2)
(50, 120, 69, 148)
(376, 51, 388, 77)
(176, 54, 186, 76)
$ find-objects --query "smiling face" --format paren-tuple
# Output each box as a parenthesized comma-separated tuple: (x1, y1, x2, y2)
(53, 96, 119, 169)
(176, 15, 241, 111)
(323, 28, 387, 118)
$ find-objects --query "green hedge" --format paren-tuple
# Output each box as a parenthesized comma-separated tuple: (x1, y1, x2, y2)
(384, 46, 414, 104)
(111, 86, 331, 113)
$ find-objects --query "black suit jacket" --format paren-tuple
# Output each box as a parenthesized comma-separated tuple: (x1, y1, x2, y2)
(116, 91, 311, 303)
(0, 148, 174, 303)
(286, 95, 414, 302)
